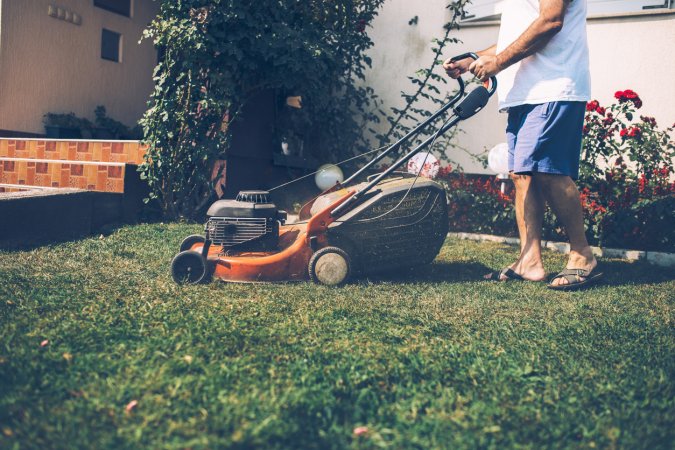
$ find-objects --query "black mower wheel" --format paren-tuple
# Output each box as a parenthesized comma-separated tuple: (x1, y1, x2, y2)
(171, 250, 208, 285)
(179, 234, 206, 252)
(308, 247, 351, 286)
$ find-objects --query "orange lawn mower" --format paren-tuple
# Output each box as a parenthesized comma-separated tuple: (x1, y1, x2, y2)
(171, 53, 497, 286)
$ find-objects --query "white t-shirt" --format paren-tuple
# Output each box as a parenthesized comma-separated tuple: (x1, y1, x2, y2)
(496, 0, 591, 111)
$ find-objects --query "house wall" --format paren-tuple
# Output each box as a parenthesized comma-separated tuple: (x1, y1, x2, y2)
(365, 0, 675, 173)
(0, 0, 159, 135)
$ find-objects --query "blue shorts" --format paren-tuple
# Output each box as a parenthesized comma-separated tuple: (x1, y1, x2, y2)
(506, 101, 586, 180)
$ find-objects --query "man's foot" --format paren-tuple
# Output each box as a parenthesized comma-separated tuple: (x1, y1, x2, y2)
(483, 259, 546, 282)
(547, 266, 603, 291)
(548, 248, 599, 289)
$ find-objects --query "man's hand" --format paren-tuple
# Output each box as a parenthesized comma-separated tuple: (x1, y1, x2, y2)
(469, 55, 501, 82)
(443, 57, 472, 79)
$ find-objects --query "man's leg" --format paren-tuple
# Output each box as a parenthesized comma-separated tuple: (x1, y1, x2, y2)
(484, 173, 546, 281)
(535, 173, 597, 285)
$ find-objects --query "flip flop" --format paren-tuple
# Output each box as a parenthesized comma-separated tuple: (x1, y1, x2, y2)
(547, 267, 603, 291)
(485, 267, 525, 282)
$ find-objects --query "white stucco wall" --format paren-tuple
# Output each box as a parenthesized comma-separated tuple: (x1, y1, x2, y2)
(0, 0, 159, 134)
(365, 1, 675, 173)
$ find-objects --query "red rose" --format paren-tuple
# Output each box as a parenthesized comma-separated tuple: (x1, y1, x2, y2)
(640, 116, 657, 127)
(620, 128, 628, 138)
(586, 100, 599, 111)
(595, 106, 606, 116)
(615, 89, 642, 108)
(628, 126, 642, 138)
(622, 90, 639, 100)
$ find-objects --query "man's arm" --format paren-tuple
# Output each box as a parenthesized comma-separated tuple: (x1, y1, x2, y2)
(443, 45, 496, 78)
(445, 0, 568, 80)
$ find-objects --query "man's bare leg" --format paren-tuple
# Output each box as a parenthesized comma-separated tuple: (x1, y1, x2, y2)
(485, 173, 546, 281)
(535, 173, 597, 286)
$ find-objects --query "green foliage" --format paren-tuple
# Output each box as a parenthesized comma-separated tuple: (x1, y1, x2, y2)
(43, 112, 91, 132)
(139, 0, 385, 220)
(94, 106, 142, 140)
(1, 224, 674, 448)
(43, 108, 140, 139)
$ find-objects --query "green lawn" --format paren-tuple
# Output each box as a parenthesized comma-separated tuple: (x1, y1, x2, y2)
(1, 223, 673, 449)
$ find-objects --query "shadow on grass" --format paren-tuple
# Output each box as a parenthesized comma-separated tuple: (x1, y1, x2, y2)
(592, 259, 675, 287)
(358, 261, 493, 284)
(358, 258, 674, 287)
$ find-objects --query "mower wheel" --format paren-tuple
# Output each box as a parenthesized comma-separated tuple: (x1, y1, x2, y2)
(171, 250, 208, 284)
(179, 234, 206, 252)
(308, 247, 351, 286)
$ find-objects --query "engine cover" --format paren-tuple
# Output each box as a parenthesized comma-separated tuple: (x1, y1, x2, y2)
(205, 191, 286, 251)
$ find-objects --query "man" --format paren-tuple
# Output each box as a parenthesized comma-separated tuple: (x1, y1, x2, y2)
(443, 0, 602, 290)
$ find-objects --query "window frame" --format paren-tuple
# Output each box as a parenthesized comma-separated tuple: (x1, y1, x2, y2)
(101, 28, 123, 63)
(460, 0, 673, 23)
(93, 0, 133, 18)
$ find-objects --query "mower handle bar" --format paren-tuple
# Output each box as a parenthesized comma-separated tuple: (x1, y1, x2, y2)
(450, 52, 498, 96)
(331, 52, 497, 219)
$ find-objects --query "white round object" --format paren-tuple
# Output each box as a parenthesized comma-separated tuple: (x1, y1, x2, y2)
(407, 152, 440, 179)
(315, 164, 344, 191)
(488, 142, 510, 175)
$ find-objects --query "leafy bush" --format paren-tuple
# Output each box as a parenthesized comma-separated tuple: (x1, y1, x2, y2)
(440, 90, 675, 252)
(139, 0, 385, 219)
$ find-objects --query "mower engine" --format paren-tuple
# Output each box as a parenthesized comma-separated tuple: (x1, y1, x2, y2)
(205, 190, 287, 252)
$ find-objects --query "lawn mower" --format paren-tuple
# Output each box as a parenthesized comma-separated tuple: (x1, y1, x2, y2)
(171, 53, 497, 285)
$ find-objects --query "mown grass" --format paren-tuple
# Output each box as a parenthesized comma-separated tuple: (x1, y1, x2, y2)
(0, 223, 673, 449)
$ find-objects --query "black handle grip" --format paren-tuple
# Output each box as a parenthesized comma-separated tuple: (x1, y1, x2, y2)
(449, 52, 497, 95)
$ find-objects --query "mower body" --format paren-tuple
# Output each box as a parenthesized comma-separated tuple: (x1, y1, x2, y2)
(173, 175, 448, 285)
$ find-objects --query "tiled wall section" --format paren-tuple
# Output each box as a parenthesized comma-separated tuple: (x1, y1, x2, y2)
(0, 160, 125, 192)
(0, 139, 147, 193)
(0, 139, 147, 164)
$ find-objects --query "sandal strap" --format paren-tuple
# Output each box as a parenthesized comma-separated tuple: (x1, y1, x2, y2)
(557, 268, 590, 277)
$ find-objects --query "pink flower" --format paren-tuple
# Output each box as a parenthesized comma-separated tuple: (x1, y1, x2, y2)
(40, 340, 49, 347)
(353, 426, 369, 436)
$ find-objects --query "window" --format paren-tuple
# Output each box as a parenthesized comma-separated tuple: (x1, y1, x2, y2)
(461, 0, 505, 22)
(461, 0, 672, 22)
(587, 0, 670, 15)
(94, 0, 131, 17)
(101, 29, 122, 62)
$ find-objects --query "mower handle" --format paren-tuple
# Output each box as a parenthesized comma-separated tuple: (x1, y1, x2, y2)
(449, 52, 497, 96)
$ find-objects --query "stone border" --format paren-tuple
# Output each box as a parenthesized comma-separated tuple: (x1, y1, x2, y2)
(448, 232, 675, 268)
(286, 216, 674, 267)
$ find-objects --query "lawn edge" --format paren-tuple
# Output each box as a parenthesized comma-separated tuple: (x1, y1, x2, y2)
(447, 232, 675, 267)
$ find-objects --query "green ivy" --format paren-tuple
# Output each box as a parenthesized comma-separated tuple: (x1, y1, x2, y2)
(139, 0, 385, 219)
